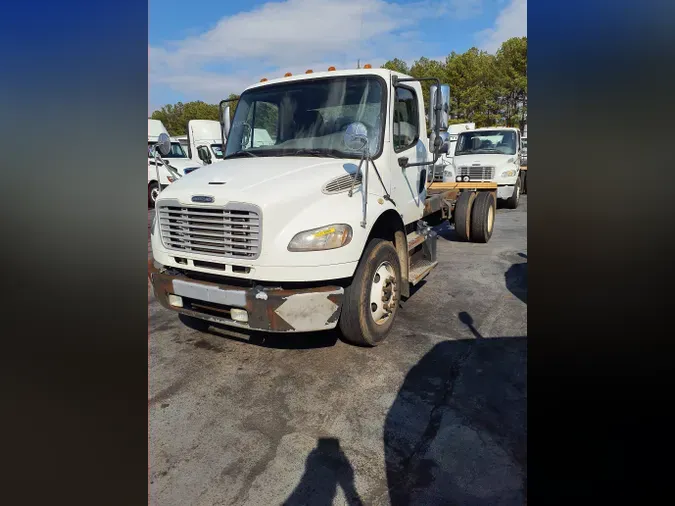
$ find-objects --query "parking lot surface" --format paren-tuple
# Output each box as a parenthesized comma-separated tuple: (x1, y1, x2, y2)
(149, 197, 527, 506)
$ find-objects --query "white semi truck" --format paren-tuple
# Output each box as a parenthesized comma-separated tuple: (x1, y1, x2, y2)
(148, 67, 498, 345)
(443, 126, 524, 209)
(148, 119, 201, 206)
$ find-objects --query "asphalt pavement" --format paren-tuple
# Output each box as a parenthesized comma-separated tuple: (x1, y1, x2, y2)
(148, 196, 527, 505)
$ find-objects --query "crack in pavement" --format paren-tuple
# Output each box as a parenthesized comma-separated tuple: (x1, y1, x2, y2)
(387, 339, 477, 501)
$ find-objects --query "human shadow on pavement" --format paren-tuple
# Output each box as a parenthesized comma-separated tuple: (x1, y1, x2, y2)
(283, 437, 364, 506)
(505, 252, 528, 304)
(384, 312, 527, 505)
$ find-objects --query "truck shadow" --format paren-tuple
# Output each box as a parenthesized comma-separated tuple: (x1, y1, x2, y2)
(180, 315, 340, 349)
(384, 311, 527, 505)
(434, 221, 463, 242)
(505, 253, 528, 304)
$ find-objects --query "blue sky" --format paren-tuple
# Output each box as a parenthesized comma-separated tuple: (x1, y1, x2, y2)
(149, 0, 526, 113)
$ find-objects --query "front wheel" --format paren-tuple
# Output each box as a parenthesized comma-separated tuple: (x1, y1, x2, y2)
(339, 239, 402, 346)
(148, 182, 160, 207)
(504, 177, 521, 209)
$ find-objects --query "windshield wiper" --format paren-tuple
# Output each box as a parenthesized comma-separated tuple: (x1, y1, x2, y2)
(289, 149, 340, 159)
(224, 150, 259, 159)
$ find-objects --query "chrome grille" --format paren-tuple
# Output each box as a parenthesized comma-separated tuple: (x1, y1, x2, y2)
(432, 165, 445, 182)
(322, 173, 362, 194)
(457, 166, 495, 181)
(158, 201, 261, 259)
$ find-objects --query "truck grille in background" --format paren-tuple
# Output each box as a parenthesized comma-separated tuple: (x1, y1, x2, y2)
(457, 166, 495, 181)
(158, 202, 261, 259)
(322, 173, 362, 194)
(432, 165, 445, 182)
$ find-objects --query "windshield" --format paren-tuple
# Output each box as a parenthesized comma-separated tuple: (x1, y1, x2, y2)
(224, 76, 385, 159)
(211, 144, 224, 159)
(148, 141, 188, 159)
(455, 130, 517, 156)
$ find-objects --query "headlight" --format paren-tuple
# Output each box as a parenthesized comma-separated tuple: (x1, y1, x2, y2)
(288, 224, 353, 252)
(501, 170, 517, 178)
(444, 170, 453, 178)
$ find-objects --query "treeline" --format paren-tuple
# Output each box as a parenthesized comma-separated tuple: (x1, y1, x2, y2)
(151, 37, 526, 136)
(382, 37, 527, 130)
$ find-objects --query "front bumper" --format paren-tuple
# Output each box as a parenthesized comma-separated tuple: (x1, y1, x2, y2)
(148, 259, 344, 333)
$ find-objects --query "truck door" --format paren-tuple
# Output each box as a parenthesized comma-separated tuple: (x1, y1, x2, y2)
(390, 83, 427, 222)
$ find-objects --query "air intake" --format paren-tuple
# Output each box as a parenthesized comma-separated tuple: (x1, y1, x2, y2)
(322, 173, 363, 194)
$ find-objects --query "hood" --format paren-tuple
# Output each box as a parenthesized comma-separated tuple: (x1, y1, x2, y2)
(163, 158, 202, 175)
(453, 153, 517, 168)
(157, 156, 360, 210)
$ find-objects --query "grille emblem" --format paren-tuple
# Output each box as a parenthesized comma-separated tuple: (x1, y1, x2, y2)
(191, 195, 215, 203)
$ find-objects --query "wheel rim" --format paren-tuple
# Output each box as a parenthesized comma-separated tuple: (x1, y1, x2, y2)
(369, 261, 398, 325)
(487, 205, 494, 234)
(151, 187, 159, 203)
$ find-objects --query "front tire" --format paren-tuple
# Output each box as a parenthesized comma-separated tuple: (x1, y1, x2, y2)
(148, 182, 160, 207)
(505, 177, 521, 209)
(339, 239, 402, 346)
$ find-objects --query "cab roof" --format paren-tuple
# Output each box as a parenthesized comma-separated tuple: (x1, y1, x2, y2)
(243, 68, 408, 92)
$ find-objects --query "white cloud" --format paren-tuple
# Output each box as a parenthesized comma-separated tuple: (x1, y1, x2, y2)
(447, 0, 483, 20)
(149, 0, 484, 103)
(476, 0, 527, 53)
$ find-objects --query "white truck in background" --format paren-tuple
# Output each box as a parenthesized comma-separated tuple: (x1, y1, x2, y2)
(148, 119, 201, 206)
(445, 126, 524, 209)
(148, 67, 498, 346)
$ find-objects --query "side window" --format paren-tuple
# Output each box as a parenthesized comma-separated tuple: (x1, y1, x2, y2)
(245, 101, 279, 147)
(393, 87, 419, 152)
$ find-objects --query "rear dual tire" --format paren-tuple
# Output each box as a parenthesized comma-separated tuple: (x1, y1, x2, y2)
(453, 191, 495, 243)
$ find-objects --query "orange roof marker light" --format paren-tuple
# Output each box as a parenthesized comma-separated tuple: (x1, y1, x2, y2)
(363, 64, 372, 69)
(284, 72, 293, 77)
(260, 78, 268, 82)
(305, 69, 313, 74)
(328, 66, 336, 71)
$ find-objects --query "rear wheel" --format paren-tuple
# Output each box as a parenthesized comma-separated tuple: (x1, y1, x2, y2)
(470, 192, 496, 243)
(453, 191, 476, 241)
(339, 239, 401, 346)
(505, 177, 521, 209)
(148, 182, 160, 207)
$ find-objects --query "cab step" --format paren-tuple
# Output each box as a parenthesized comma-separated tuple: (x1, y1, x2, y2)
(407, 231, 425, 251)
(409, 259, 438, 286)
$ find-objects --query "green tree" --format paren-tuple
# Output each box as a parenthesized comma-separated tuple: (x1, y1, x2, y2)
(381, 58, 410, 74)
(150, 100, 220, 136)
(495, 37, 527, 131)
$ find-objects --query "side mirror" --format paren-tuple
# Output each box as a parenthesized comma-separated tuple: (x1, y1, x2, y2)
(222, 105, 231, 139)
(156, 133, 171, 157)
(197, 146, 212, 164)
(429, 84, 450, 131)
(439, 140, 450, 155)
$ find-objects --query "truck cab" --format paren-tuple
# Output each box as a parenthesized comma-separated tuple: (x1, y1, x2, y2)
(446, 126, 523, 209)
(148, 68, 495, 345)
(147, 120, 201, 206)
(185, 119, 226, 165)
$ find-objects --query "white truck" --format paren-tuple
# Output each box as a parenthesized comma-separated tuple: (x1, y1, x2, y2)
(148, 67, 498, 345)
(444, 126, 524, 209)
(148, 119, 202, 206)
(185, 119, 225, 165)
